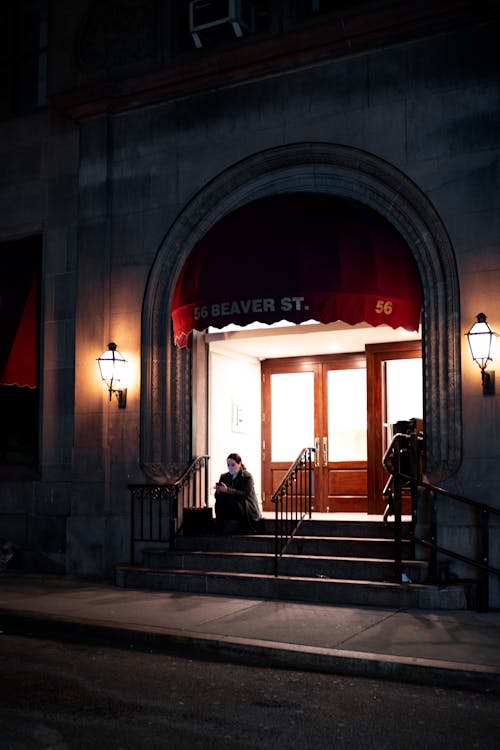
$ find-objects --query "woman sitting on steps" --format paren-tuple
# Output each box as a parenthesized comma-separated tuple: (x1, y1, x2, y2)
(214, 453, 262, 535)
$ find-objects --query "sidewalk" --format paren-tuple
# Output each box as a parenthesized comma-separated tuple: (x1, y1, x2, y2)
(1, 573, 499, 694)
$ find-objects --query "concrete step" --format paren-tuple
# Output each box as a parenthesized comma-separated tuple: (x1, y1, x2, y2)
(174, 533, 414, 559)
(288, 536, 414, 558)
(175, 534, 275, 554)
(115, 564, 473, 610)
(294, 519, 412, 538)
(143, 549, 428, 583)
(121, 517, 472, 610)
(245, 518, 412, 539)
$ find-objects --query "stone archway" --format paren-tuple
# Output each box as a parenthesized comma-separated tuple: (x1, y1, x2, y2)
(140, 142, 461, 483)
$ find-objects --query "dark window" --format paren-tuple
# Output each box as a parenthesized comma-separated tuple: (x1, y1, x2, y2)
(0, 236, 41, 474)
(10, 0, 48, 115)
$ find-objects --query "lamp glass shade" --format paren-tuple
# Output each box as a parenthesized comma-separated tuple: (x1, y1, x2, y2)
(98, 343, 127, 388)
(466, 314, 496, 368)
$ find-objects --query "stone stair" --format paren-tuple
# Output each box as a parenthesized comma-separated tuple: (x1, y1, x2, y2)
(115, 517, 474, 609)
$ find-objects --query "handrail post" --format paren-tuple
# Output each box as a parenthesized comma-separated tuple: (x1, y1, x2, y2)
(169, 485, 178, 545)
(205, 458, 209, 507)
(391, 434, 403, 582)
(479, 508, 490, 612)
(274, 490, 280, 577)
(149, 493, 153, 542)
(429, 489, 438, 583)
(307, 448, 314, 519)
(130, 489, 136, 565)
(272, 447, 314, 578)
(381, 432, 499, 609)
(393, 471, 402, 583)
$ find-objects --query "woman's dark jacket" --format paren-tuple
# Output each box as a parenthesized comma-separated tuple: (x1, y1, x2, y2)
(215, 469, 262, 524)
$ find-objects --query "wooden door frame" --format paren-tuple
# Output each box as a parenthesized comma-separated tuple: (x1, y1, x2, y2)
(366, 339, 422, 514)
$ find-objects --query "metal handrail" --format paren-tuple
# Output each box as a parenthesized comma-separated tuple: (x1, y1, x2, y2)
(271, 447, 314, 577)
(389, 435, 500, 611)
(128, 455, 209, 564)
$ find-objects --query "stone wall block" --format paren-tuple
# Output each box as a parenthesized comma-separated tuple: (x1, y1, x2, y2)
(111, 154, 176, 216)
(66, 516, 104, 577)
(43, 129, 80, 179)
(0, 515, 28, 546)
(362, 102, 406, 165)
(460, 466, 500, 510)
(74, 409, 101, 441)
(0, 144, 41, 186)
(45, 225, 78, 275)
(410, 154, 498, 221)
(368, 47, 411, 106)
(79, 119, 111, 220)
(43, 366, 75, 418)
(51, 271, 77, 321)
(104, 515, 129, 572)
(0, 181, 45, 231)
(34, 482, 71, 516)
(71, 449, 107, 486)
(111, 212, 146, 263)
(414, 24, 497, 94)
(47, 173, 79, 228)
(44, 320, 77, 372)
(79, 180, 109, 221)
(449, 208, 500, 272)
(109, 484, 130, 516)
(407, 85, 499, 163)
(70, 482, 106, 516)
(27, 515, 66, 553)
(0, 483, 33, 513)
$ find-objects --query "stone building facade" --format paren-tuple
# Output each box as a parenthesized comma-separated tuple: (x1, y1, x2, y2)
(1, 1, 499, 604)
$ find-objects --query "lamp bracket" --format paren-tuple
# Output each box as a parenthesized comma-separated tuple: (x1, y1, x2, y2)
(114, 388, 127, 409)
(481, 369, 495, 396)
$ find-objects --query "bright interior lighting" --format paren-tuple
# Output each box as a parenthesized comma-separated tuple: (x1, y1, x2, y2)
(208, 318, 320, 333)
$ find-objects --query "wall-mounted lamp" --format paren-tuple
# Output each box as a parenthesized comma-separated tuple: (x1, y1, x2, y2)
(97, 342, 127, 408)
(465, 313, 497, 396)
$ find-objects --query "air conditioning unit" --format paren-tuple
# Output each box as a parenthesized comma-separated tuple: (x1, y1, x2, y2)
(189, 0, 255, 48)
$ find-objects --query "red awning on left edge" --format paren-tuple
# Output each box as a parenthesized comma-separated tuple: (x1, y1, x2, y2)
(0, 273, 37, 389)
(171, 193, 422, 347)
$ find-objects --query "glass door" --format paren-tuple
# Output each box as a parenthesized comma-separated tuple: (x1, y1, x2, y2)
(322, 364, 367, 512)
(261, 355, 367, 512)
(270, 371, 315, 463)
(262, 364, 320, 510)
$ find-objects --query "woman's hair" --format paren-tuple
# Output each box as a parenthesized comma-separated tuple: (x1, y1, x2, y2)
(227, 453, 246, 471)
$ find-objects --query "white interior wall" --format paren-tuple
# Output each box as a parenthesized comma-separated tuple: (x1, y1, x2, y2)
(208, 349, 262, 508)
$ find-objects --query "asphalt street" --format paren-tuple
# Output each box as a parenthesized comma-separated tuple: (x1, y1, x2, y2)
(1, 633, 499, 750)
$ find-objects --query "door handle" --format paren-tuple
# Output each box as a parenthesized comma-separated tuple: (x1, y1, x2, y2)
(322, 436, 328, 467)
(314, 437, 320, 467)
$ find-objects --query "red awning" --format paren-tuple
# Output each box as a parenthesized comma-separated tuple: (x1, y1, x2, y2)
(172, 194, 422, 347)
(0, 277, 37, 388)
(0, 239, 39, 388)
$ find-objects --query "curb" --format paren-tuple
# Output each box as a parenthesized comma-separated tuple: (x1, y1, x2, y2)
(1, 608, 499, 695)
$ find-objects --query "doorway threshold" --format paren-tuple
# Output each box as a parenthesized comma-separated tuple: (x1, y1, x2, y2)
(261, 511, 411, 522)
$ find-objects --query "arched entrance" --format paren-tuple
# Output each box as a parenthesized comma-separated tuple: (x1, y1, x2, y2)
(171, 192, 423, 513)
(140, 143, 461, 488)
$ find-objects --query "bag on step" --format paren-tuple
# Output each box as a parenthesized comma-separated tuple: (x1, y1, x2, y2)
(182, 507, 214, 535)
